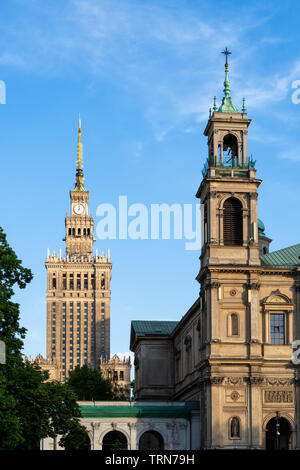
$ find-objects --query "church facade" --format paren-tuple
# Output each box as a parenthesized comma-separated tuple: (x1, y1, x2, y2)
(130, 54, 300, 450)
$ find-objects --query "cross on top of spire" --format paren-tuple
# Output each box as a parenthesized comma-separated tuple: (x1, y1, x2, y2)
(221, 47, 231, 65)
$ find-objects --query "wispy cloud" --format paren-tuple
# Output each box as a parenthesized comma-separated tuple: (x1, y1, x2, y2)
(0, 0, 297, 140)
(279, 145, 300, 161)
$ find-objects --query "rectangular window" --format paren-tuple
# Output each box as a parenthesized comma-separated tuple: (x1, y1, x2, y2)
(270, 314, 285, 344)
(84, 275, 88, 289)
(63, 274, 67, 290)
(77, 274, 81, 290)
(120, 371, 124, 380)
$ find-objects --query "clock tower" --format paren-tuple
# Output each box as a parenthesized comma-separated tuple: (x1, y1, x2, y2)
(65, 118, 94, 257)
(45, 119, 112, 382)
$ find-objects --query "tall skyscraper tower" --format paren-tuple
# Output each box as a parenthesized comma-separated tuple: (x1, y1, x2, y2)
(45, 119, 112, 382)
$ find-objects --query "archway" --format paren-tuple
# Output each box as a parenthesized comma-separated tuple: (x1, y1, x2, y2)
(266, 416, 291, 450)
(223, 133, 238, 166)
(223, 197, 243, 246)
(139, 430, 164, 450)
(102, 430, 128, 450)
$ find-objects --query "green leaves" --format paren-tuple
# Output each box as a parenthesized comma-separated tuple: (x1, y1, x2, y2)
(0, 227, 89, 450)
(67, 364, 114, 401)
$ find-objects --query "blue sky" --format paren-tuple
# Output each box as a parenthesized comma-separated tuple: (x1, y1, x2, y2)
(2, 0, 300, 360)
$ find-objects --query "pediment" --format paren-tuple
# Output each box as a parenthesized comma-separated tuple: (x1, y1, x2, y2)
(269, 295, 287, 303)
(263, 291, 292, 305)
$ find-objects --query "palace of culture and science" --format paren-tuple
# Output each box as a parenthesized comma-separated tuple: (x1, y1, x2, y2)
(30, 119, 131, 392)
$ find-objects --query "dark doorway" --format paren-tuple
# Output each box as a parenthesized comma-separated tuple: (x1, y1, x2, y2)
(266, 416, 291, 450)
(102, 431, 128, 450)
(139, 431, 164, 450)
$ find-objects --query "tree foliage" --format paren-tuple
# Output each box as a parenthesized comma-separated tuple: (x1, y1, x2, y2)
(0, 227, 89, 450)
(67, 364, 114, 401)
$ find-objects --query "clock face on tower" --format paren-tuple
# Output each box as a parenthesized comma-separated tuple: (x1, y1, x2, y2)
(73, 204, 84, 215)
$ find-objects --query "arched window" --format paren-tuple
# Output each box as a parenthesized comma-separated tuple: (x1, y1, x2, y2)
(68, 228, 71, 236)
(83, 228, 86, 236)
(78, 228, 81, 235)
(72, 228, 75, 236)
(223, 197, 243, 246)
(223, 134, 238, 166)
(139, 431, 164, 450)
(102, 431, 127, 451)
(87, 228, 90, 236)
(231, 314, 239, 336)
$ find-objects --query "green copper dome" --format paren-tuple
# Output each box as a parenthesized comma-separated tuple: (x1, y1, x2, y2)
(258, 218, 266, 237)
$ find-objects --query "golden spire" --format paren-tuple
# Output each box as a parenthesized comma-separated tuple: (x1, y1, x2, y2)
(75, 115, 85, 191)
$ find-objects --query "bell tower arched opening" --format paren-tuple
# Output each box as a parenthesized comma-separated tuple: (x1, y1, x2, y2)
(223, 134, 238, 167)
(223, 197, 243, 246)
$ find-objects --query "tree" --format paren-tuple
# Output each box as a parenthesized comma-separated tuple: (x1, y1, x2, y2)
(67, 364, 114, 401)
(59, 421, 91, 450)
(0, 227, 89, 450)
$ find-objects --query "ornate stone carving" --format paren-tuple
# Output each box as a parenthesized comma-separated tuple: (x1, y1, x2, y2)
(230, 391, 240, 401)
(264, 390, 293, 403)
(129, 422, 137, 430)
(265, 377, 292, 386)
(210, 377, 224, 385)
(226, 377, 244, 386)
(249, 193, 258, 200)
(229, 289, 237, 296)
(249, 377, 264, 385)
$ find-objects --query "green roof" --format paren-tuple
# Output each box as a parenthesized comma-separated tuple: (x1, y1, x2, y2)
(131, 320, 178, 337)
(80, 405, 196, 419)
(261, 243, 300, 268)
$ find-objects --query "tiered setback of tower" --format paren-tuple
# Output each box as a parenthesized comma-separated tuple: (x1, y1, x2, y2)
(46, 251, 112, 381)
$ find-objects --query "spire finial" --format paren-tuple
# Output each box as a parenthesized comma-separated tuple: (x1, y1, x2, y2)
(75, 115, 85, 191)
(221, 47, 231, 66)
(213, 96, 217, 111)
(242, 97, 247, 113)
(221, 48, 231, 98)
(217, 48, 239, 113)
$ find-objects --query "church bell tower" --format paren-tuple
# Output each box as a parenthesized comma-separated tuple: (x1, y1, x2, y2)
(196, 49, 261, 269)
(196, 50, 265, 449)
